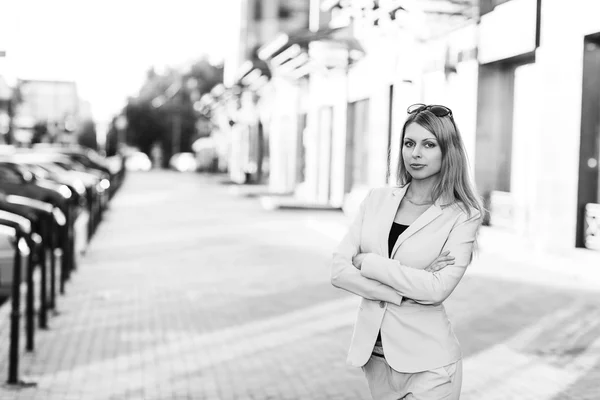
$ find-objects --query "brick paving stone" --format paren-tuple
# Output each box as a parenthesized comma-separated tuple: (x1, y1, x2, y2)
(552, 357, 600, 400)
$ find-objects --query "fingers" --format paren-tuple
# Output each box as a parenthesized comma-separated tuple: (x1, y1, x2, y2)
(426, 259, 455, 272)
(425, 251, 456, 272)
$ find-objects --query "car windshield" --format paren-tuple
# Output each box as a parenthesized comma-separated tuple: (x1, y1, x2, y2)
(54, 160, 85, 172)
(41, 162, 68, 173)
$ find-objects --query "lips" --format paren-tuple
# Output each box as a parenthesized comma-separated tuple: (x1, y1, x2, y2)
(410, 163, 426, 168)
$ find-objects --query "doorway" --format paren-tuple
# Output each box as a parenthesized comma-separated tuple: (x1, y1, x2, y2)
(576, 35, 600, 248)
(345, 98, 370, 194)
(317, 106, 334, 203)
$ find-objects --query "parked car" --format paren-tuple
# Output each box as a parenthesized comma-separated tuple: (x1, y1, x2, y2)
(169, 152, 197, 172)
(191, 137, 218, 172)
(0, 209, 37, 303)
(0, 161, 74, 214)
(31, 145, 119, 196)
(125, 151, 152, 172)
(16, 150, 111, 211)
(9, 152, 108, 238)
(0, 200, 42, 301)
(0, 160, 80, 279)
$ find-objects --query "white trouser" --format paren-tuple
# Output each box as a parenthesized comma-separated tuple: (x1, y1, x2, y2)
(362, 354, 462, 400)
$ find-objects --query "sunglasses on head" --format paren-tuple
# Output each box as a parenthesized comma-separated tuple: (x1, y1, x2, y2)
(407, 103, 452, 118)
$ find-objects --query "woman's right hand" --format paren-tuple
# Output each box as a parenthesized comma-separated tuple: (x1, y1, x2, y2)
(425, 250, 455, 272)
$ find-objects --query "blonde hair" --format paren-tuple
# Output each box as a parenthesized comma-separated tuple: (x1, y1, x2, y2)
(396, 109, 484, 219)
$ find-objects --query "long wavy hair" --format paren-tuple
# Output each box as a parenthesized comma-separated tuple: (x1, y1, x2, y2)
(396, 109, 484, 219)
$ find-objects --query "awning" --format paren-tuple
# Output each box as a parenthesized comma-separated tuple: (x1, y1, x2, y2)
(257, 26, 365, 79)
(258, 27, 364, 61)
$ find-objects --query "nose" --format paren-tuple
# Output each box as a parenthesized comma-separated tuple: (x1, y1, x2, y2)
(412, 145, 423, 159)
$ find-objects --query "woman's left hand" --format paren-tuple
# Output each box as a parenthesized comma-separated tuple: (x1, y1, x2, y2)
(352, 253, 369, 270)
(424, 251, 455, 272)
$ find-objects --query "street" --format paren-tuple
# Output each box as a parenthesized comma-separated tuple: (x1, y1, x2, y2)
(0, 171, 599, 400)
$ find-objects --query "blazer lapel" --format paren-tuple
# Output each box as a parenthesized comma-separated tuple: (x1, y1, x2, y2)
(389, 196, 443, 259)
(378, 186, 407, 257)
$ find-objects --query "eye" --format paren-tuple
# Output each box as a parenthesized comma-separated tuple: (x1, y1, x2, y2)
(403, 141, 414, 148)
(424, 142, 437, 148)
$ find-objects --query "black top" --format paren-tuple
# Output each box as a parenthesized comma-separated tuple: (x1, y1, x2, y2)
(376, 222, 410, 349)
(388, 222, 409, 257)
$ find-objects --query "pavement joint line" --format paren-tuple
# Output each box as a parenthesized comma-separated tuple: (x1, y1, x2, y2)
(27, 296, 359, 391)
(87, 219, 297, 253)
(461, 302, 600, 399)
(508, 301, 592, 350)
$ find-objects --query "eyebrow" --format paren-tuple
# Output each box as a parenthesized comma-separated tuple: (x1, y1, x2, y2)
(404, 137, 438, 142)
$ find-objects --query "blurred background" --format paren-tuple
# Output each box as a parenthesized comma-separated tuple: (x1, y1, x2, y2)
(2, 0, 598, 253)
(0, 0, 600, 399)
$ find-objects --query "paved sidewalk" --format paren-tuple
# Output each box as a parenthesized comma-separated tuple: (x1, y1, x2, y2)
(0, 172, 598, 400)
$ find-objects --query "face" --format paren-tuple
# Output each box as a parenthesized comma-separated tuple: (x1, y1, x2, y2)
(402, 123, 443, 181)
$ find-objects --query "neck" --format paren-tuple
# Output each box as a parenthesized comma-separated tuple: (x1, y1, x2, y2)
(406, 177, 438, 202)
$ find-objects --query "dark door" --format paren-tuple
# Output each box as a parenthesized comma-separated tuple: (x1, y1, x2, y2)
(577, 36, 600, 248)
(474, 63, 516, 224)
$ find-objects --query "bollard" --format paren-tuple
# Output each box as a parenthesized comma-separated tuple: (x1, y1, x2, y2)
(38, 218, 49, 329)
(7, 237, 33, 385)
(3, 196, 57, 323)
(88, 201, 94, 242)
(0, 212, 36, 387)
(25, 243, 35, 352)
(70, 229, 76, 274)
(60, 224, 68, 294)
(50, 207, 66, 299)
(50, 246, 61, 310)
(6, 237, 36, 387)
(67, 207, 75, 275)
(7, 235, 23, 384)
(48, 243, 56, 310)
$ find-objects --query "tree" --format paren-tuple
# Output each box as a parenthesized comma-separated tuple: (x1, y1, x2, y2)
(77, 119, 98, 150)
(125, 99, 167, 155)
(124, 58, 223, 167)
(31, 121, 48, 144)
(4, 83, 22, 145)
(105, 118, 119, 157)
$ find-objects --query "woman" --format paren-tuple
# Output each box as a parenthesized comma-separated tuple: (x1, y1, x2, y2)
(331, 104, 484, 400)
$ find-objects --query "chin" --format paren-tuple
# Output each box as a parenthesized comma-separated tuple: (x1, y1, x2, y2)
(409, 171, 428, 179)
(409, 170, 438, 181)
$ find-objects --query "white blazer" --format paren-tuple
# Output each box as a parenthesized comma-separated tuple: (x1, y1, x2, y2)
(331, 184, 482, 373)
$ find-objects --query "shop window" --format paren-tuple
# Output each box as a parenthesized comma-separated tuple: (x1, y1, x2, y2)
(278, 4, 291, 19)
(349, 98, 371, 186)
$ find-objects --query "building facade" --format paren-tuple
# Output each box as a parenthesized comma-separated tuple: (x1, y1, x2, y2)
(12, 79, 80, 145)
(219, 0, 310, 184)
(217, 0, 600, 252)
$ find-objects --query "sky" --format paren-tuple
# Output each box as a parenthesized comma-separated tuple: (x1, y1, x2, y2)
(0, 0, 234, 125)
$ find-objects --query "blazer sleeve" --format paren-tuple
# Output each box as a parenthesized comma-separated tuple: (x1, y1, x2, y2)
(360, 210, 481, 305)
(330, 189, 404, 306)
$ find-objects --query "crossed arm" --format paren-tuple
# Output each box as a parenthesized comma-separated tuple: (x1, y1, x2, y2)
(330, 192, 481, 306)
(330, 191, 404, 306)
